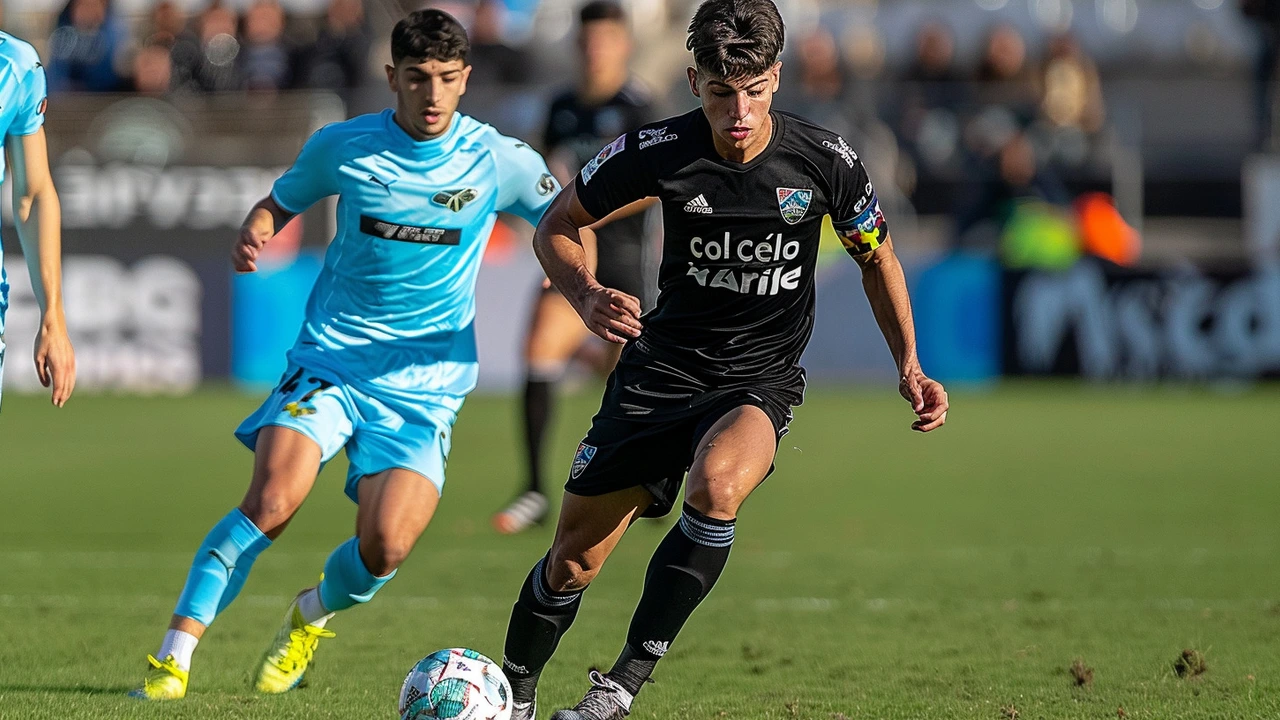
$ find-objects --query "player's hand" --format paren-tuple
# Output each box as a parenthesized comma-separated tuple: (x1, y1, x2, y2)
(576, 285, 643, 344)
(34, 317, 76, 407)
(232, 223, 271, 273)
(900, 368, 948, 432)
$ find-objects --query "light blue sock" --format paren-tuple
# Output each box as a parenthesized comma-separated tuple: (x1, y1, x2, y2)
(318, 536, 396, 612)
(173, 508, 271, 625)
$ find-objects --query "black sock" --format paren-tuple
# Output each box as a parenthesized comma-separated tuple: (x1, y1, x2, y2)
(502, 556, 585, 704)
(522, 377, 554, 495)
(609, 503, 735, 696)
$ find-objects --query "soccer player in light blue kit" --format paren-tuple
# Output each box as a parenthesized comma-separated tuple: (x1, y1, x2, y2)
(0, 32, 76, 409)
(131, 11, 560, 700)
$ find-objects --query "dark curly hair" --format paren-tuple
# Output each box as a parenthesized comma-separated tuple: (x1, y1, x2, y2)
(391, 9, 469, 65)
(686, 0, 785, 82)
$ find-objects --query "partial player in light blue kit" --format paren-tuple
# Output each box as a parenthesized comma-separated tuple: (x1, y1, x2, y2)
(130, 11, 560, 702)
(0, 31, 76, 410)
(235, 95, 554, 506)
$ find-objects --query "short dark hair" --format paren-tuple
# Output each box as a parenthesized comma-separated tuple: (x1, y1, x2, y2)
(580, 0, 627, 25)
(391, 9, 469, 65)
(686, 0, 785, 81)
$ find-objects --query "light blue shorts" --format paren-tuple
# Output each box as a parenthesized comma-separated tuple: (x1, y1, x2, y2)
(234, 363, 458, 503)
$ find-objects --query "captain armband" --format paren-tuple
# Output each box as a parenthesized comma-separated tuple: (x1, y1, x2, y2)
(833, 192, 889, 260)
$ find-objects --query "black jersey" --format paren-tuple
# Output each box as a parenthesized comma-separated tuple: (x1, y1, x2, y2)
(574, 108, 889, 413)
(544, 81, 655, 172)
(544, 81, 659, 303)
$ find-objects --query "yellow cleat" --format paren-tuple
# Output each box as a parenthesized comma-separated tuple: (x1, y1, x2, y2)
(253, 595, 335, 694)
(128, 654, 188, 700)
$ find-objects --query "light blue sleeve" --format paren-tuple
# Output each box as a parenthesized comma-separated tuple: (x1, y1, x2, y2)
(11, 60, 48, 136)
(270, 126, 340, 214)
(493, 137, 560, 227)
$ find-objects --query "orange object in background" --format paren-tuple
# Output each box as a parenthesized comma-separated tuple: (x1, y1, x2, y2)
(260, 215, 303, 260)
(483, 218, 519, 264)
(1075, 192, 1141, 266)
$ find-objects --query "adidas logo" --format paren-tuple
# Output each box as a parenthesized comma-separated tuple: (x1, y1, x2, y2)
(684, 194, 712, 214)
(641, 640, 670, 657)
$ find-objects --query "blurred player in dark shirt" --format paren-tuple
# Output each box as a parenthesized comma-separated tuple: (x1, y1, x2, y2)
(493, 0, 658, 535)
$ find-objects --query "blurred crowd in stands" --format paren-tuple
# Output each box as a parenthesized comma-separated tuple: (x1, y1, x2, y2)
(33, 0, 370, 94)
(4, 0, 1275, 264)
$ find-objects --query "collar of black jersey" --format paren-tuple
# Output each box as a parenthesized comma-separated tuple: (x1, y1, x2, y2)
(693, 110, 785, 172)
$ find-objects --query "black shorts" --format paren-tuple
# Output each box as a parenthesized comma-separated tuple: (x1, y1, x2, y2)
(564, 375, 796, 518)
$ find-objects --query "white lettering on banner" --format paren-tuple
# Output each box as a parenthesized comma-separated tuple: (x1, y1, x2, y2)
(1012, 262, 1280, 380)
(50, 164, 282, 230)
(3, 256, 202, 393)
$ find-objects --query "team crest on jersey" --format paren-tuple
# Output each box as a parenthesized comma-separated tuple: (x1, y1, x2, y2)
(432, 188, 480, 212)
(570, 442, 598, 479)
(580, 134, 625, 185)
(776, 188, 813, 225)
(537, 173, 557, 196)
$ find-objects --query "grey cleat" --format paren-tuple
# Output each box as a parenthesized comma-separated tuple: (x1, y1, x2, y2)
(549, 670, 633, 720)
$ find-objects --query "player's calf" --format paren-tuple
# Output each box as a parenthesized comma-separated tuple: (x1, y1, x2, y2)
(503, 555, 589, 712)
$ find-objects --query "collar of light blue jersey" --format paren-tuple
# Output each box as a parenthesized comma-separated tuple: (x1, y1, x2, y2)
(382, 108, 462, 155)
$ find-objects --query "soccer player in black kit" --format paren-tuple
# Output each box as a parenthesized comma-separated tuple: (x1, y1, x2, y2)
(493, 0, 659, 535)
(501, 1, 949, 718)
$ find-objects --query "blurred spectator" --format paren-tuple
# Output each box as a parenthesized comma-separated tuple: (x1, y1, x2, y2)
(47, 0, 129, 92)
(467, 0, 532, 87)
(905, 22, 960, 86)
(775, 29, 854, 137)
(954, 131, 1071, 256)
(144, 0, 188, 45)
(292, 0, 370, 91)
(240, 0, 291, 91)
(1241, 0, 1280, 148)
(974, 23, 1039, 115)
(1038, 34, 1104, 135)
(171, 1, 241, 93)
(1034, 33, 1105, 168)
(130, 41, 174, 95)
(896, 22, 965, 173)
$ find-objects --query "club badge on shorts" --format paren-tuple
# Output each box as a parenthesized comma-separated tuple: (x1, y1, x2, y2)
(777, 188, 813, 225)
(571, 442, 598, 479)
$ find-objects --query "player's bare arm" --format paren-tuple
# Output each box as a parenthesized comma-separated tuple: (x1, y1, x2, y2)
(232, 195, 296, 273)
(852, 236, 949, 432)
(533, 184, 643, 344)
(7, 127, 75, 407)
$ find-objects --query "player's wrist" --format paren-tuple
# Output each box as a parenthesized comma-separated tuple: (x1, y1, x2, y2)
(570, 267, 605, 304)
(898, 356, 923, 380)
(39, 306, 67, 332)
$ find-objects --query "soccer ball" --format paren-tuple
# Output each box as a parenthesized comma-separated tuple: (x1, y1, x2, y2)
(399, 648, 512, 720)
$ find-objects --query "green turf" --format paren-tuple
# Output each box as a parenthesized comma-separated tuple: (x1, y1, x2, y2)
(1, 383, 1278, 719)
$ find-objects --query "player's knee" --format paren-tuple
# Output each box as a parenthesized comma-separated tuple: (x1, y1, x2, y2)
(360, 533, 414, 576)
(686, 463, 755, 520)
(544, 548, 598, 592)
(237, 494, 298, 535)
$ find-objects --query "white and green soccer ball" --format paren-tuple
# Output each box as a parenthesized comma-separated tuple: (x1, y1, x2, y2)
(399, 648, 512, 720)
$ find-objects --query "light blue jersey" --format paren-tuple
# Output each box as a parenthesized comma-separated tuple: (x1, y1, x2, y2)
(272, 109, 557, 405)
(237, 109, 559, 498)
(0, 33, 49, 397)
(0, 32, 46, 188)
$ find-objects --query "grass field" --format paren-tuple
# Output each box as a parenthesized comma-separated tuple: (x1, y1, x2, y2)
(1, 383, 1278, 719)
